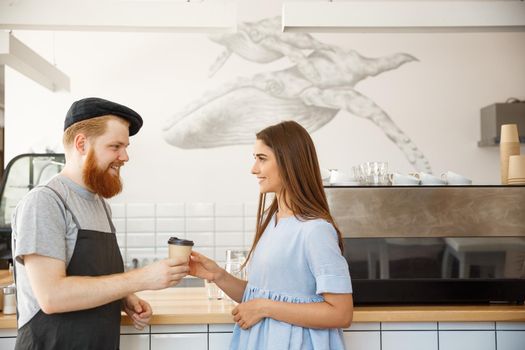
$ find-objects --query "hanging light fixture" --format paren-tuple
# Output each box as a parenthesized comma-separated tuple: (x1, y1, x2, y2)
(0, 0, 237, 33)
(282, 1, 525, 33)
(0, 32, 69, 92)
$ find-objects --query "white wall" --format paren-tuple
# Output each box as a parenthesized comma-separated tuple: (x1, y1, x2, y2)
(4, 0, 525, 204)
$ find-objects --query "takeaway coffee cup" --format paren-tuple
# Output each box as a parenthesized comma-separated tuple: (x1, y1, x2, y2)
(508, 155, 525, 184)
(168, 237, 194, 260)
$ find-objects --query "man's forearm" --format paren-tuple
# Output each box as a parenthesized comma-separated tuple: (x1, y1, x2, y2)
(37, 269, 146, 314)
(24, 254, 188, 314)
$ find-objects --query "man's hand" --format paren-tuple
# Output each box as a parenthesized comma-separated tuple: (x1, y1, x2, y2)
(137, 257, 189, 290)
(123, 294, 152, 330)
(23, 254, 188, 314)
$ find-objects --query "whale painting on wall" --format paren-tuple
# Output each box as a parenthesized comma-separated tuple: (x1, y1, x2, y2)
(162, 16, 432, 173)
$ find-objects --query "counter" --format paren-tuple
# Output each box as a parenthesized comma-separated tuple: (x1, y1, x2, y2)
(2, 287, 525, 328)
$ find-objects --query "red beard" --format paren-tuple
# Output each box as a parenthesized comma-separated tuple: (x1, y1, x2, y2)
(82, 149, 123, 198)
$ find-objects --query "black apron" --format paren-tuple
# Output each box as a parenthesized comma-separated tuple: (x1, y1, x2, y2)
(15, 186, 124, 350)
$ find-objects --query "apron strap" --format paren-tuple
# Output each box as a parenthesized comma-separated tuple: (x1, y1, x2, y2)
(41, 186, 82, 229)
(99, 199, 116, 234)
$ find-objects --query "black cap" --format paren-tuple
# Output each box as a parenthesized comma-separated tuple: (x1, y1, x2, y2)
(64, 97, 143, 136)
(168, 237, 194, 246)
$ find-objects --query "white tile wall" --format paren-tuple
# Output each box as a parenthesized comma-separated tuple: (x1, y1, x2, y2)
(215, 232, 244, 247)
(186, 203, 214, 217)
(126, 234, 155, 248)
(156, 203, 185, 217)
(156, 218, 185, 232)
(244, 217, 257, 233)
(186, 218, 214, 232)
(113, 218, 126, 232)
(112, 202, 257, 265)
(215, 203, 244, 217)
(215, 218, 244, 232)
(244, 203, 258, 217)
(187, 232, 214, 247)
(110, 203, 126, 218)
(126, 204, 155, 217)
(126, 219, 155, 233)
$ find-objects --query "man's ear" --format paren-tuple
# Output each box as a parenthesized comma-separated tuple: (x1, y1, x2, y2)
(74, 133, 88, 155)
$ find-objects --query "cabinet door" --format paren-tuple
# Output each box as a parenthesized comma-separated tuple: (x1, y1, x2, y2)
(497, 331, 525, 350)
(120, 334, 149, 350)
(439, 331, 495, 350)
(382, 331, 438, 350)
(0, 337, 16, 350)
(209, 333, 233, 350)
(343, 331, 381, 350)
(151, 333, 207, 350)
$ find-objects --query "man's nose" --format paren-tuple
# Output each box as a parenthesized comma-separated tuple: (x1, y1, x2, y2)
(119, 149, 129, 162)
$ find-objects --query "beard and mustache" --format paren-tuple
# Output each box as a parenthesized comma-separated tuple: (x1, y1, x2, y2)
(82, 149, 124, 198)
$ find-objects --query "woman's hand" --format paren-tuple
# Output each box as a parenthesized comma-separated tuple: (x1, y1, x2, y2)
(189, 251, 224, 282)
(232, 299, 270, 330)
(123, 294, 152, 330)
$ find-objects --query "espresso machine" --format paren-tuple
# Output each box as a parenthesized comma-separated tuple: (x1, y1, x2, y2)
(326, 185, 525, 304)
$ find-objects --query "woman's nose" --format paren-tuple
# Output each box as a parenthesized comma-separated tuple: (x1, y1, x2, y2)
(251, 162, 258, 174)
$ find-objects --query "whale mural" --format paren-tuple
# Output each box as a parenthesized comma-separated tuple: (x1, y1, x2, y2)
(163, 16, 432, 173)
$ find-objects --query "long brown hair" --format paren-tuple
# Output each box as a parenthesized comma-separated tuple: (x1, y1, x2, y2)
(244, 121, 344, 266)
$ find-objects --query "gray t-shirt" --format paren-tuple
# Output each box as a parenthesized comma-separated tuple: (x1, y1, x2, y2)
(12, 174, 114, 328)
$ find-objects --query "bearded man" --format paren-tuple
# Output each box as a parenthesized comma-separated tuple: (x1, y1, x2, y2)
(11, 98, 189, 350)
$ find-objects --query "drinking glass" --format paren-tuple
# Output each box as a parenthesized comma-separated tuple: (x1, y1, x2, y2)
(359, 162, 388, 185)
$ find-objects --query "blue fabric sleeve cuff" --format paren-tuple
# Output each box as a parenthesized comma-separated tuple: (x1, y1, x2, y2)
(316, 275, 353, 294)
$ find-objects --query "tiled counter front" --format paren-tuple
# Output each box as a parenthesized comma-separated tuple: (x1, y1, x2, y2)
(120, 322, 525, 350)
(2, 289, 525, 349)
(2, 322, 525, 350)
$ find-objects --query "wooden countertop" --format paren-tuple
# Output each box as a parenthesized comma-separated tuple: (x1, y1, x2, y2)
(0, 270, 13, 286)
(1, 287, 525, 329)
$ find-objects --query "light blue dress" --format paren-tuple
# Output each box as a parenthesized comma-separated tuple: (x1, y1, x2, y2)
(230, 215, 353, 350)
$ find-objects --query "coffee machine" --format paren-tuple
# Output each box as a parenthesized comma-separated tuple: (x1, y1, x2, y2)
(326, 185, 525, 304)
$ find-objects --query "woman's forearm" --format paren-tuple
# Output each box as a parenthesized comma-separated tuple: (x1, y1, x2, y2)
(264, 296, 353, 329)
(214, 269, 248, 303)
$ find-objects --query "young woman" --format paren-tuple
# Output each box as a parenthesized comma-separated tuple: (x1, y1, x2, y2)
(190, 120, 353, 349)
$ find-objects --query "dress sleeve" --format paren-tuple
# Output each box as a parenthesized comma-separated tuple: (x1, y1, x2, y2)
(304, 220, 353, 295)
(12, 188, 68, 265)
